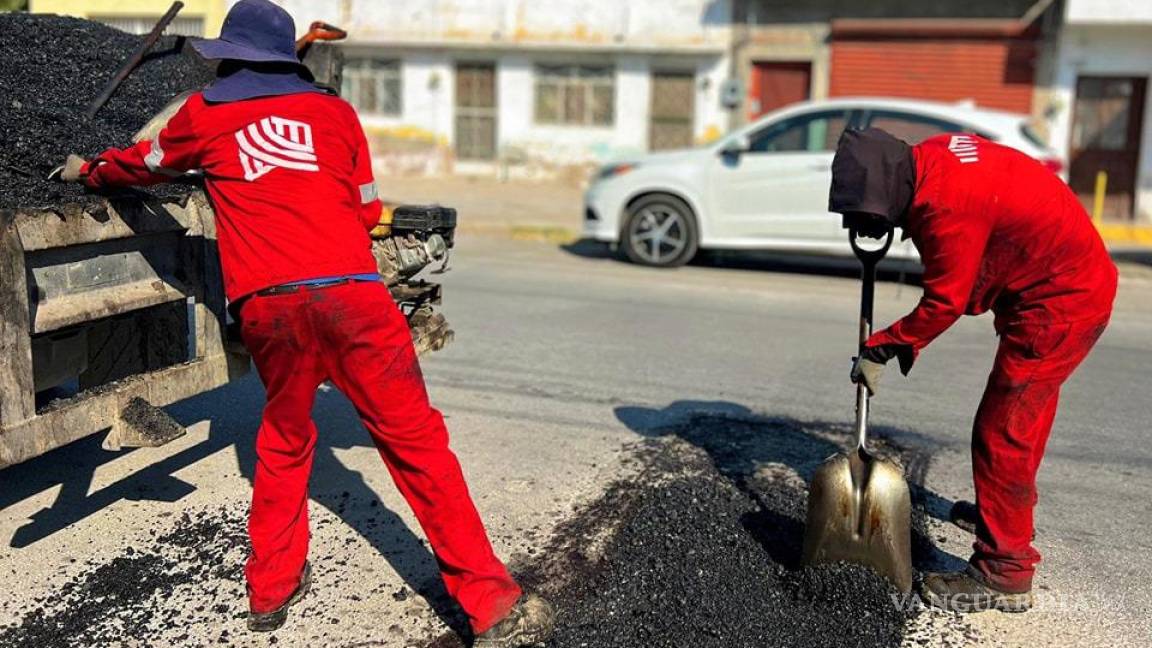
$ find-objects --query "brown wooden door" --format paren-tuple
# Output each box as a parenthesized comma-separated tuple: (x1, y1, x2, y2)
(748, 61, 811, 121)
(455, 63, 498, 160)
(650, 72, 696, 151)
(1069, 76, 1146, 221)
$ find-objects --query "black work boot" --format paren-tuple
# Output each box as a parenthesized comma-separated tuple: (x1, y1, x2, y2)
(922, 565, 1033, 613)
(247, 562, 312, 632)
(473, 593, 555, 647)
(949, 500, 980, 534)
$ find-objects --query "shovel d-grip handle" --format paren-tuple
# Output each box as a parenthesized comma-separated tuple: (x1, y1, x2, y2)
(849, 228, 892, 450)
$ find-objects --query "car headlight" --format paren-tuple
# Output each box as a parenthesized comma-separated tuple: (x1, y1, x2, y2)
(596, 163, 637, 181)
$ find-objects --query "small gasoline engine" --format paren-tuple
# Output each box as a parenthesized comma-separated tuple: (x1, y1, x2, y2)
(371, 205, 458, 354)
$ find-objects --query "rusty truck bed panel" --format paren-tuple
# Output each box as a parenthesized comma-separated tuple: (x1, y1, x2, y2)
(0, 192, 250, 469)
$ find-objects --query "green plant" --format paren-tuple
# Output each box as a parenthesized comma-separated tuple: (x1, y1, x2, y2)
(0, 0, 29, 11)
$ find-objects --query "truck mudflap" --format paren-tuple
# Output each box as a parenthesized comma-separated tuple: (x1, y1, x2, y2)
(0, 193, 250, 469)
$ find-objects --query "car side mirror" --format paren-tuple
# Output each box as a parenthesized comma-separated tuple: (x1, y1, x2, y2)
(720, 134, 750, 157)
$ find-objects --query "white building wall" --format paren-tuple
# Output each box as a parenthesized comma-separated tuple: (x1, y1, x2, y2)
(1064, 0, 1152, 24)
(263, 0, 730, 49)
(493, 52, 729, 164)
(496, 54, 650, 165)
(349, 50, 729, 170)
(260, 0, 732, 175)
(1048, 24, 1152, 221)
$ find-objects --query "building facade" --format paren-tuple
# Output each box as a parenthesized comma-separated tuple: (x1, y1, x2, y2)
(728, 0, 1053, 127)
(1048, 0, 1152, 224)
(26, 0, 1152, 225)
(262, 0, 734, 177)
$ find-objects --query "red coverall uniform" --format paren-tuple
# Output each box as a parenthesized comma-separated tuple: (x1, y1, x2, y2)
(866, 134, 1117, 592)
(83, 91, 522, 631)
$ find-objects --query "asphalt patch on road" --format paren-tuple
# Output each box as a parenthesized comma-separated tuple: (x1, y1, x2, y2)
(0, 14, 213, 209)
(0, 505, 249, 648)
(431, 414, 976, 648)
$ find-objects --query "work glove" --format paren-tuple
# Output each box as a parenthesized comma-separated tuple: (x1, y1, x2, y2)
(841, 212, 893, 240)
(53, 154, 90, 183)
(850, 344, 914, 395)
(370, 205, 395, 239)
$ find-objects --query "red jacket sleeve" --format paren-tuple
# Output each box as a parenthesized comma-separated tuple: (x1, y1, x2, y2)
(85, 98, 203, 189)
(867, 206, 992, 361)
(349, 113, 383, 231)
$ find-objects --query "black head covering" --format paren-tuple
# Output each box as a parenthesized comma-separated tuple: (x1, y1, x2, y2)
(828, 128, 916, 227)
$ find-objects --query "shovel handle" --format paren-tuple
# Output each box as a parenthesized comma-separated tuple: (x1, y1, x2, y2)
(850, 228, 892, 449)
(85, 1, 185, 120)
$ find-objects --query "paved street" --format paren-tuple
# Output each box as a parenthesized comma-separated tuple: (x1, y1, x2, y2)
(1, 233, 1150, 647)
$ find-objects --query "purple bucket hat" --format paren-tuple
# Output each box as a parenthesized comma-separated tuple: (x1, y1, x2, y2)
(192, 0, 327, 102)
(192, 0, 301, 65)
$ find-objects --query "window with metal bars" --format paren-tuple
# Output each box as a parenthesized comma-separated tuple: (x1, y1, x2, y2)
(342, 58, 403, 117)
(534, 64, 615, 127)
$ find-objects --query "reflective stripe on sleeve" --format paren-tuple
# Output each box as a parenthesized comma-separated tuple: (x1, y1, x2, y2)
(144, 138, 183, 177)
(359, 182, 379, 204)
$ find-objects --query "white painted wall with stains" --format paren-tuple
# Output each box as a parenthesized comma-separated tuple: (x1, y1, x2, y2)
(252, 0, 735, 176)
(267, 0, 731, 49)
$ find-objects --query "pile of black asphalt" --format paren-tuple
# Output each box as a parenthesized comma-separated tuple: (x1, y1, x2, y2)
(0, 13, 213, 209)
(434, 413, 968, 648)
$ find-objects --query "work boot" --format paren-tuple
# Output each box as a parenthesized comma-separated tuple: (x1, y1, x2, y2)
(473, 593, 555, 647)
(922, 565, 1033, 613)
(247, 562, 312, 632)
(949, 500, 980, 534)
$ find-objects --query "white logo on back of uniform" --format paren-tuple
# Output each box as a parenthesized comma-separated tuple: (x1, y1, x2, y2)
(235, 116, 319, 181)
(948, 135, 979, 164)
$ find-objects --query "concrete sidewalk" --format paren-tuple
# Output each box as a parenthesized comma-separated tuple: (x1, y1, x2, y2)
(383, 175, 584, 243)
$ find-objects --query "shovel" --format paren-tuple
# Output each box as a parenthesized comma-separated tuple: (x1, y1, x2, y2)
(802, 227, 913, 593)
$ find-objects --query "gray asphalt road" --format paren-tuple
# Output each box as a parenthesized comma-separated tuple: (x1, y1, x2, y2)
(1, 235, 1149, 647)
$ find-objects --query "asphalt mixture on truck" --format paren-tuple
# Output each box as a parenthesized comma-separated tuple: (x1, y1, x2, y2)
(0, 14, 456, 469)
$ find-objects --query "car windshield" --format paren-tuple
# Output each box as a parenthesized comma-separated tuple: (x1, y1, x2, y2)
(1019, 120, 1050, 150)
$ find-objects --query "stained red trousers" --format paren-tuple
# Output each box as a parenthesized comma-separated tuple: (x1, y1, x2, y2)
(968, 313, 1111, 592)
(238, 281, 521, 632)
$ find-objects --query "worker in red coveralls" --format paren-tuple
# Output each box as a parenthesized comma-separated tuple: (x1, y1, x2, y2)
(56, 1, 553, 644)
(829, 128, 1117, 612)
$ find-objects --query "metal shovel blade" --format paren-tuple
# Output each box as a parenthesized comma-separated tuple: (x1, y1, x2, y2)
(802, 446, 913, 593)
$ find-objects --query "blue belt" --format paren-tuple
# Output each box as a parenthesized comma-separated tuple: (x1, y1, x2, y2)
(255, 274, 380, 297)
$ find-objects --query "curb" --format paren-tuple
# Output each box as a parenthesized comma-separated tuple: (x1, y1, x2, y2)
(456, 222, 580, 244)
(1098, 223, 1152, 248)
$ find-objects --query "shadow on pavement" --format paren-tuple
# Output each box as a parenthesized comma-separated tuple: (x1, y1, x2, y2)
(1113, 248, 1152, 267)
(0, 373, 468, 635)
(560, 238, 922, 284)
(613, 399, 967, 573)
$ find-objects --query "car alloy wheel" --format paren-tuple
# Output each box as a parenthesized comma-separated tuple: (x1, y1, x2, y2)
(629, 206, 689, 265)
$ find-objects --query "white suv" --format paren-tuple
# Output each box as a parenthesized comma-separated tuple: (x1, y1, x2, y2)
(583, 97, 1062, 267)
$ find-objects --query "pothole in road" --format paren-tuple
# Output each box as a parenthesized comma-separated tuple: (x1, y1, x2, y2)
(433, 414, 981, 648)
